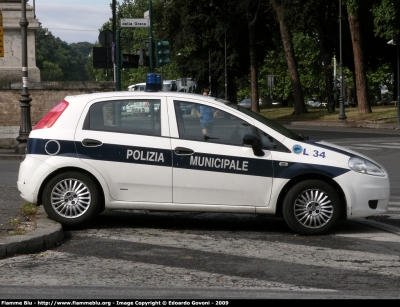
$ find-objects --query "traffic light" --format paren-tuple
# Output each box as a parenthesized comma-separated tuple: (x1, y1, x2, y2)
(121, 54, 139, 69)
(0, 9, 4, 57)
(155, 40, 170, 68)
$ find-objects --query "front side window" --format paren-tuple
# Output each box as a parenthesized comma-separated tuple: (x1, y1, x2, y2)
(225, 102, 305, 141)
(84, 99, 161, 136)
(174, 100, 255, 146)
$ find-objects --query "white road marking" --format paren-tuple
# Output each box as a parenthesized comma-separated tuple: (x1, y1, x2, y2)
(344, 146, 378, 150)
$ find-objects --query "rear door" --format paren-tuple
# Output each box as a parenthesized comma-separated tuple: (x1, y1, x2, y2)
(75, 96, 172, 203)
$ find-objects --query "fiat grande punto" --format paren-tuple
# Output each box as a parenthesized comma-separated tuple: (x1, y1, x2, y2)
(18, 82, 390, 235)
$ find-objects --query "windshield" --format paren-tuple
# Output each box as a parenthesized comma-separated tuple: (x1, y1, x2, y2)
(225, 102, 306, 141)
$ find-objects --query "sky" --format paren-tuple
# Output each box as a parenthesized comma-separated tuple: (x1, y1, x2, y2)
(28, 0, 113, 44)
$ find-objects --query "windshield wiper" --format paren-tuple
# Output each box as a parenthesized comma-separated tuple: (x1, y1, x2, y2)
(298, 134, 309, 141)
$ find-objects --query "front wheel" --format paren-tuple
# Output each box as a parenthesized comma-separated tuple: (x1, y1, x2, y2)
(42, 172, 100, 226)
(282, 180, 341, 235)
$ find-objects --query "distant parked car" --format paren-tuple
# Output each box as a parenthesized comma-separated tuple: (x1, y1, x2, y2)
(180, 103, 194, 115)
(346, 101, 356, 107)
(306, 101, 321, 108)
(163, 80, 178, 92)
(271, 101, 282, 107)
(238, 99, 262, 109)
(238, 99, 252, 109)
(336, 101, 356, 108)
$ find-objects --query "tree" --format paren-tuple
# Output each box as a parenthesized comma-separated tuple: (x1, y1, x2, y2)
(35, 26, 92, 82)
(269, 0, 308, 114)
(40, 61, 63, 81)
(245, 0, 262, 112)
(372, 0, 400, 101)
(346, 0, 372, 115)
(298, 0, 338, 113)
(154, 0, 273, 100)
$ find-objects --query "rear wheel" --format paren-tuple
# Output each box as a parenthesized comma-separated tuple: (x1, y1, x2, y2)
(42, 172, 100, 226)
(282, 180, 341, 235)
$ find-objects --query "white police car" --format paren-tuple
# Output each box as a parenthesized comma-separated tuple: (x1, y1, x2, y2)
(17, 77, 390, 235)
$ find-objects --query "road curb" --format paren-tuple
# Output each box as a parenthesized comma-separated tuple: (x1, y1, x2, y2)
(0, 149, 25, 160)
(0, 206, 64, 258)
(0, 155, 25, 160)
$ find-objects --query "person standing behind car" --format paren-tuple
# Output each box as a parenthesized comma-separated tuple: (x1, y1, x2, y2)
(196, 89, 214, 138)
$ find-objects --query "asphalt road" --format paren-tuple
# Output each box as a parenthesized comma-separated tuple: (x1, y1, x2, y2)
(0, 160, 27, 236)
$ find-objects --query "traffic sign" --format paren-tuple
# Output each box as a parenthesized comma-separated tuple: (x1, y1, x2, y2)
(120, 18, 149, 28)
(92, 47, 112, 69)
(98, 30, 113, 47)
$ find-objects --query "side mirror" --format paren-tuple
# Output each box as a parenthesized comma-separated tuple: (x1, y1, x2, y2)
(243, 134, 264, 157)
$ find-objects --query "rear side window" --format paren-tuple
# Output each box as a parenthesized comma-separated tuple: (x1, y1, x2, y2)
(83, 99, 161, 136)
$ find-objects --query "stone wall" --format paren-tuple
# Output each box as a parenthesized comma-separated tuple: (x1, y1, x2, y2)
(0, 0, 41, 82)
(0, 81, 115, 148)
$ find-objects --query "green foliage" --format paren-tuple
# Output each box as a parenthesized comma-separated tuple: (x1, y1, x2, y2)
(20, 202, 39, 216)
(372, 0, 400, 39)
(255, 31, 323, 104)
(7, 217, 20, 227)
(346, 0, 360, 13)
(257, 47, 291, 103)
(36, 26, 92, 81)
(36, 0, 398, 107)
(40, 61, 64, 81)
(293, 32, 322, 101)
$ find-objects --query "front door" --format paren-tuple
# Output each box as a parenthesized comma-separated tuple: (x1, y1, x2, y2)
(170, 99, 273, 207)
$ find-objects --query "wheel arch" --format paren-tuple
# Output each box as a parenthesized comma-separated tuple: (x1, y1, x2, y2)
(38, 167, 105, 213)
(275, 173, 347, 220)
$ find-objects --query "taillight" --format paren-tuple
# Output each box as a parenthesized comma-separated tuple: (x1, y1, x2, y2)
(33, 100, 69, 130)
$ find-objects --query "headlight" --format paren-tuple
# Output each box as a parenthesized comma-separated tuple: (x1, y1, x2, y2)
(348, 157, 386, 177)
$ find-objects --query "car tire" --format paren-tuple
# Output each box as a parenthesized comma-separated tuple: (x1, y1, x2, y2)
(282, 180, 341, 235)
(42, 171, 100, 226)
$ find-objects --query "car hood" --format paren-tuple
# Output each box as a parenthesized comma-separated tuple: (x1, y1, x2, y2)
(312, 139, 385, 167)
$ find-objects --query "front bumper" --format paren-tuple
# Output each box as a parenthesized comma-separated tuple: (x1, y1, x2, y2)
(335, 170, 390, 219)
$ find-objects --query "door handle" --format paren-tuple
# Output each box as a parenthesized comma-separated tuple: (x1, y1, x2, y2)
(174, 147, 194, 155)
(82, 139, 103, 147)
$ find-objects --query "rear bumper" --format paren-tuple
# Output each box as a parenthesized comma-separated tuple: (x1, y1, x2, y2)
(17, 155, 56, 204)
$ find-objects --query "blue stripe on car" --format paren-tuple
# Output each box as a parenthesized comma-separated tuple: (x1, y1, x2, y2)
(27, 138, 350, 179)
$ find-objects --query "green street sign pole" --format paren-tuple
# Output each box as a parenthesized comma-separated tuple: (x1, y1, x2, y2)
(116, 29, 121, 91)
(148, 0, 154, 73)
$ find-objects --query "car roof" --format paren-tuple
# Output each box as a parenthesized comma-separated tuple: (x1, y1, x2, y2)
(64, 91, 229, 107)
